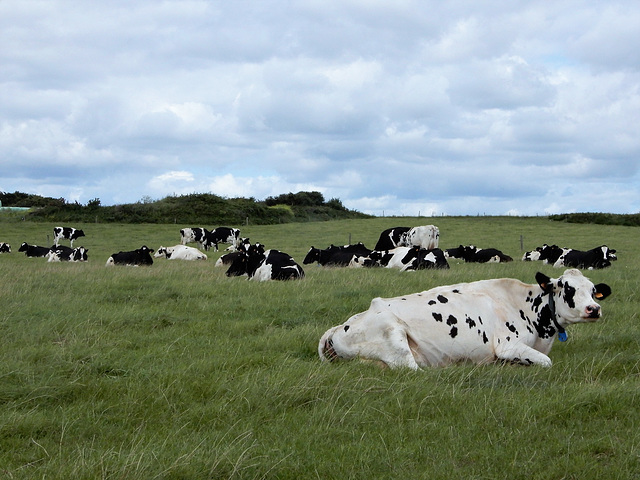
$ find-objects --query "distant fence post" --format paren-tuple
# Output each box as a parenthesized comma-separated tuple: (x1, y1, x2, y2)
(520, 235, 524, 251)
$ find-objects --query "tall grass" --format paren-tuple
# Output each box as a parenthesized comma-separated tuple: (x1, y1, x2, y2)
(0, 217, 638, 479)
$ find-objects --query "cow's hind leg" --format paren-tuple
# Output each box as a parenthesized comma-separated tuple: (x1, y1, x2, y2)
(358, 319, 421, 370)
(494, 342, 552, 367)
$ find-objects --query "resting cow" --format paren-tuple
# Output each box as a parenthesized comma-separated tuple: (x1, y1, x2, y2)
(48, 246, 88, 262)
(18, 242, 51, 258)
(374, 227, 411, 250)
(304, 243, 372, 267)
(154, 245, 207, 261)
(0, 242, 11, 253)
(226, 244, 304, 281)
(106, 246, 154, 266)
(554, 245, 617, 269)
(319, 269, 611, 369)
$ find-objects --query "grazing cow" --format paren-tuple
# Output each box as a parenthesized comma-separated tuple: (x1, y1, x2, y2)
(304, 243, 372, 267)
(18, 242, 51, 258)
(154, 245, 207, 261)
(400, 225, 440, 250)
(180, 227, 209, 248)
(53, 226, 85, 247)
(319, 269, 611, 369)
(106, 245, 154, 266)
(0, 242, 10, 253)
(554, 245, 617, 270)
(48, 246, 88, 262)
(226, 244, 304, 281)
(400, 246, 450, 270)
(374, 227, 411, 251)
(203, 227, 241, 251)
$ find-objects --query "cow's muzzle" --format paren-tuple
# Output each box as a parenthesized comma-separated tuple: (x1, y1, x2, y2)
(323, 338, 338, 362)
(585, 305, 601, 319)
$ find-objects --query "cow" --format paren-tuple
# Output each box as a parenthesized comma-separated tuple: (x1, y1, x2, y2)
(18, 242, 51, 258)
(400, 246, 450, 270)
(447, 245, 512, 263)
(214, 251, 244, 267)
(399, 225, 440, 250)
(304, 243, 372, 267)
(53, 226, 85, 247)
(374, 227, 411, 251)
(350, 247, 413, 270)
(522, 244, 566, 264)
(554, 245, 617, 270)
(48, 246, 88, 262)
(154, 245, 207, 261)
(226, 244, 304, 281)
(0, 242, 10, 253)
(203, 227, 241, 252)
(180, 227, 209, 248)
(318, 269, 611, 369)
(106, 245, 154, 266)
(225, 237, 251, 252)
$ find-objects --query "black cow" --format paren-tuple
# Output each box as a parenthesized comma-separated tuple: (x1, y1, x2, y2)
(374, 227, 411, 251)
(226, 244, 304, 281)
(48, 246, 88, 262)
(53, 226, 85, 247)
(203, 227, 241, 251)
(554, 245, 617, 269)
(303, 243, 372, 267)
(448, 245, 513, 263)
(106, 245, 154, 266)
(401, 246, 450, 270)
(0, 242, 10, 253)
(18, 242, 51, 257)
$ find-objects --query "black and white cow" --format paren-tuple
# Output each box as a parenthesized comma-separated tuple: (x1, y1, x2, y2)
(18, 242, 51, 258)
(0, 242, 10, 253)
(180, 227, 209, 248)
(400, 246, 450, 270)
(154, 245, 207, 261)
(522, 244, 566, 264)
(446, 245, 512, 263)
(106, 245, 154, 266)
(554, 245, 617, 269)
(53, 226, 85, 247)
(203, 227, 241, 252)
(350, 247, 412, 270)
(399, 225, 440, 250)
(215, 251, 244, 267)
(373, 227, 411, 251)
(225, 244, 304, 281)
(48, 246, 88, 262)
(319, 269, 611, 369)
(304, 243, 372, 267)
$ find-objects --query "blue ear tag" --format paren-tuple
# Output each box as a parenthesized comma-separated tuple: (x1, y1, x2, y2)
(558, 331, 568, 342)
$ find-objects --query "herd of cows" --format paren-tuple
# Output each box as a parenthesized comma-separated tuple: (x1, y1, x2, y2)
(2, 223, 617, 369)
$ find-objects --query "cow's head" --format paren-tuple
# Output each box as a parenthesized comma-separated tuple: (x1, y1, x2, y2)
(303, 247, 321, 264)
(536, 269, 611, 325)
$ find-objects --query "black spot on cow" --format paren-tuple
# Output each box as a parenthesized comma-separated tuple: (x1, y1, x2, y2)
(482, 331, 489, 344)
(506, 336, 511, 342)
(465, 316, 476, 328)
(432, 312, 443, 322)
(449, 327, 458, 338)
(446, 315, 458, 326)
(562, 283, 576, 308)
(506, 322, 518, 335)
(452, 289, 460, 294)
(428, 300, 437, 305)
(344, 325, 350, 332)
(532, 304, 557, 338)
(437, 295, 448, 304)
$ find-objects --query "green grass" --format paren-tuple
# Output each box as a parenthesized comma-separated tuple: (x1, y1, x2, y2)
(0, 217, 639, 479)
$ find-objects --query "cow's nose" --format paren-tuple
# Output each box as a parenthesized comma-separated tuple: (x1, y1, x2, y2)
(585, 305, 601, 318)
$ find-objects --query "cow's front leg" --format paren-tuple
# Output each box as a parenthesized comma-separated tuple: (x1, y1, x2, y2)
(494, 342, 552, 367)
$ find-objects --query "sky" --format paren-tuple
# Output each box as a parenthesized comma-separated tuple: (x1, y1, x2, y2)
(2, 1, 639, 216)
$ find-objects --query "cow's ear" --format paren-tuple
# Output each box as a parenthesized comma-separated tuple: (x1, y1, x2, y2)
(594, 283, 612, 300)
(535, 272, 554, 292)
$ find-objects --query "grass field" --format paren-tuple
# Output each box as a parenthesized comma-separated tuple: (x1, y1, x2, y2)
(0, 216, 638, 479)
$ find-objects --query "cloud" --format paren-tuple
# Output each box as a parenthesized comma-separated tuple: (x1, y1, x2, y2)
(1, 0, 639, 216)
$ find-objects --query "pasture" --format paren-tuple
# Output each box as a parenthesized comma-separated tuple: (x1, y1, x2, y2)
(0, 217, 638, 479)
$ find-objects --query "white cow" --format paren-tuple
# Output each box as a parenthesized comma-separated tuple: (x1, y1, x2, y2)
(154, 245, 207, 261)
(399, 225, 439, 249)
(319, 269, 611, 369)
